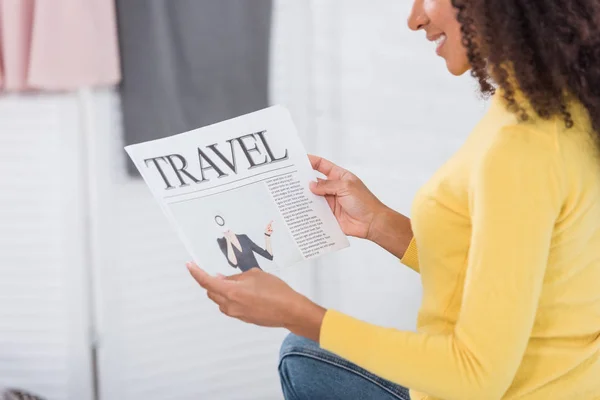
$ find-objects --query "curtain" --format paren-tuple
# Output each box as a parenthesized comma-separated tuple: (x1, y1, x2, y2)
(115, 0, 273, 175)
(0, 0, 120, 91)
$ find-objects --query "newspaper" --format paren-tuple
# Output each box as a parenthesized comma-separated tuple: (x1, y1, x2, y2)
(125, 105, 350, 275)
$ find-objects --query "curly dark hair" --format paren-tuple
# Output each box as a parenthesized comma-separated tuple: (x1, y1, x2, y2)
(450, 0, 600, 140)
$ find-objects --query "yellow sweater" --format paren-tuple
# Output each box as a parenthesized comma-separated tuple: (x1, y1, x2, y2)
(320, 94, 600, 400)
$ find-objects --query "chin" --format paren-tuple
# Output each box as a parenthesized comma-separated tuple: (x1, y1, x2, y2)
(446, 61, 470, 76)
(443, 56, 471, 76)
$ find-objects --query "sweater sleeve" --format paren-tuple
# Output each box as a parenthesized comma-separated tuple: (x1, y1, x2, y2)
(245, 234, 274, 261)
(319, 126, 564, 400)
(399, 236, 419, 273)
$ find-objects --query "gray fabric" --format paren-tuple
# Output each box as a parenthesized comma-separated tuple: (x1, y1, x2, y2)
(116, 0, 273, 175)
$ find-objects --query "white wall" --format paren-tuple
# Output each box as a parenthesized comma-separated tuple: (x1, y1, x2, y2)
(0, 1, 487, 399)
(0, 94, 95, 400)
(307, 0, 487, 328)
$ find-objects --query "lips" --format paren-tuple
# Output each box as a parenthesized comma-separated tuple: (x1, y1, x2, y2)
(427, 32, 444, 40)
(434, 34, 447, 47)
(427, 33, 447, 55)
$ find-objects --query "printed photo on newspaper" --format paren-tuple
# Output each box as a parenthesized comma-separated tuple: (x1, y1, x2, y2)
(125, 105, 350, 276)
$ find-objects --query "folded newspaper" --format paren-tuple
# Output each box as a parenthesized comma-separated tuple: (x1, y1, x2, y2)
(125, 105, 350, 275)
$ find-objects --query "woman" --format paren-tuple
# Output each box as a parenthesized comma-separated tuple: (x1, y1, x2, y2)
(187, 0, 600, 398)
(215, 215, 275, 272)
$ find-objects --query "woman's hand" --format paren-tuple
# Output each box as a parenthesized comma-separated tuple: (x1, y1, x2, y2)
(264, 221, 273, 236)
(308, 155, 387, 240)
(187, 262, 326, 341)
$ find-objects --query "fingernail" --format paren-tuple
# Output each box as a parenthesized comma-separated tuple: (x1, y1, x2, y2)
(186, 262, 193, 270)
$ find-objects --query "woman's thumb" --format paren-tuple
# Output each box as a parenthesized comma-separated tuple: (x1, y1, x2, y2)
(309, 178, 345, 196)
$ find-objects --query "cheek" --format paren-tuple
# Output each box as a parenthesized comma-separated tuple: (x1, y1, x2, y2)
(446, 30, 470, 75)
(426, 0, 471, 75)
(424, 0, 456, 26)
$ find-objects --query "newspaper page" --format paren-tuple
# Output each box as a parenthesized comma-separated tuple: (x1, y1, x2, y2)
(125, 105, 350, 275)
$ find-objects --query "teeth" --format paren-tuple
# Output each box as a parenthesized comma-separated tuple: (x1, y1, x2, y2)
(435, 34, 446, 46)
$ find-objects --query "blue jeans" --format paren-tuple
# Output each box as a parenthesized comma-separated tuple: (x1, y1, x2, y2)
(279, 334, 411, 400)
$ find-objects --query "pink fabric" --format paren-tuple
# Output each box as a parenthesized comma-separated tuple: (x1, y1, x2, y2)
(0, 0, 121, 91)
